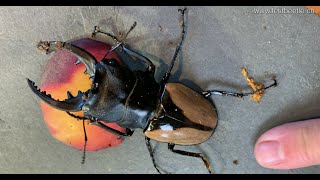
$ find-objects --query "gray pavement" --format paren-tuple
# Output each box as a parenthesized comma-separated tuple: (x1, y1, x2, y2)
(0, 6, 319, 174)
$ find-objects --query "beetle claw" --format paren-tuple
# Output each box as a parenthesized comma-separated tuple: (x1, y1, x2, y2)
(67, 91, 74, 99)
(36, 40, 97, 80)
(27, 78, 85, 112)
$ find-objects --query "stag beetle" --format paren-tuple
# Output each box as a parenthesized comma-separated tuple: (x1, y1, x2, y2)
(27, 8, 277, 173)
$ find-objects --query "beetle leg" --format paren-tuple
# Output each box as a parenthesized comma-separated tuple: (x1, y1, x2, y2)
(91, 122, 134, 138)
(168, 143, 213, 174)
(91, 23, 156, 73)
(65, 112, 88, 164)
(202, 79, 277, 98)
(66, 111, 88, 120)
(66, 112, 134, 137)
(145, 137, 165, 174)
(121, 46, 155, 73)
(119, 22, 156, 73)
(202, 90, 245, 98)
(37, 41, 97, 80)
(161, 8, 187, 84)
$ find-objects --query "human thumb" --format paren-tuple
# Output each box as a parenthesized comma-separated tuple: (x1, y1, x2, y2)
(254, 119, 320, 169)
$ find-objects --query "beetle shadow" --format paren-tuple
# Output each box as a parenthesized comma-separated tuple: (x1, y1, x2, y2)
(252, 91, 320, 174)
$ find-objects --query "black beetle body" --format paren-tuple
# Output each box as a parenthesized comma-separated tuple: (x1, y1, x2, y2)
(83, 59, 160, 130)
(27, 8, 276, 174)
(82, 56, 217, 144)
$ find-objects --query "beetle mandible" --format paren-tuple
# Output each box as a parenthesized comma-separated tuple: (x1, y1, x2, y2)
(27, 8, 277, 174)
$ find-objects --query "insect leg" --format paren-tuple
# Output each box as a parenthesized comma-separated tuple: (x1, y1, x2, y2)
(92, 22, 155, 73)
(120, 22, 154, 73)
(161, 8, 187, 84)
(92, 24, 155, 72)
(202, 79, 277, 98)
(66, 112, 134, 137)
(145, 137, 163, 174)
(121, 46, 155, 73)
(92, 22, 142, 62)
(168, 143, 212, 174)
(93, 122, 134, 137)
(65, 112, 88, 164)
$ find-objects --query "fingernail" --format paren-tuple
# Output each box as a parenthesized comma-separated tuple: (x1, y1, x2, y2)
(256, 141, 285, 166)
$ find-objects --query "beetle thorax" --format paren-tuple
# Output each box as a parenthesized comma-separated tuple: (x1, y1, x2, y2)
(81, 60, 160, 129)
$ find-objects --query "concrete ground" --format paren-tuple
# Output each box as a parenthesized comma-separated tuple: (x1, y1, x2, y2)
(0, 6, 319, 174)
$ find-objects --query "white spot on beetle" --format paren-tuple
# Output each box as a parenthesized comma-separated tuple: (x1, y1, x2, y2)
(133, 109, 148, 117)
(161, 134, 169, 138)
(160, 124, 173, 131)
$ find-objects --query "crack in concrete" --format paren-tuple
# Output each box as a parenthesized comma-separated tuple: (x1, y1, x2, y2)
(79, 8, 86, 33)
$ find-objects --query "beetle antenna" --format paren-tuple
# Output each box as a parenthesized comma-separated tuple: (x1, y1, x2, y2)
(145, 137, 168, 174)
(92, 26, 120, 43)
(101, 21, 137, 60)
(102, 42, 123, 60)
(124, 21, 137, 39)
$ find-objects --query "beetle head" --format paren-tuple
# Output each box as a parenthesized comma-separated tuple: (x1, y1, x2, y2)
(81, 58, 136, 121)
(27, 41, 135, 121)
